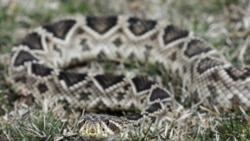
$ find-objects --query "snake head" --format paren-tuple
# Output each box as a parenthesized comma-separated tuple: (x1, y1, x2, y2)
(78, 114, 132, 139)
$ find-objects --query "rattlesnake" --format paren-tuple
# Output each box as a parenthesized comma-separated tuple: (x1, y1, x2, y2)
(6, 15, 250, 139)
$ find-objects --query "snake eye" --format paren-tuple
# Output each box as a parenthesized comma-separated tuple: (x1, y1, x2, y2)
(77, 119, 86, 127)
(104, 119, 110, 126)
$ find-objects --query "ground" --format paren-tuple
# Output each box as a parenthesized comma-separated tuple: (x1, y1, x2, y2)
(0, 0, 250, 140)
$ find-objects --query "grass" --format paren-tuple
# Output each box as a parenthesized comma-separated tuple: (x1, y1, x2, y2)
(2, 112, 64, 140)
(0, 0, 250, 140)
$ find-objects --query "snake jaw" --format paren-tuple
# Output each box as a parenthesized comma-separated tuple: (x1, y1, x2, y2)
(79, 121, 108, 138)
(78, 114, 122, 139)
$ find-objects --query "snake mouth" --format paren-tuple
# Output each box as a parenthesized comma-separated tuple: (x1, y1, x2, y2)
(89, 127, 96, 134)
(86, 125, 101, 138)
(78, 114, 131, 139)
(78, 114, 120, 139)
(79, 125, 100, 138)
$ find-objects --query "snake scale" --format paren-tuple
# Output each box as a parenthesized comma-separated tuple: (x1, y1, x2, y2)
(6, 15, 250, 139)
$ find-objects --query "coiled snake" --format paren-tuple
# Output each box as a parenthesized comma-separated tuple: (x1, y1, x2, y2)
(6, 15, 250, 139)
